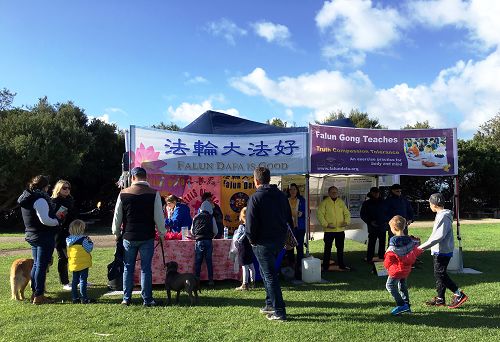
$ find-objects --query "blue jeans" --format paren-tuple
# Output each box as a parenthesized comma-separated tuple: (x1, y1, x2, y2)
(253, 243, 286, 318)
(386, 277, 409, 306)
(123, 239, 154, 304)
(71, 268, 89, 301)
(28, 235, 55, 297)
(195, 240, 213, 281)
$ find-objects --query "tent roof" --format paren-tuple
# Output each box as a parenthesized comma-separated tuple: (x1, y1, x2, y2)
(322, 118, 356, 128)
(181, 110, 307, 134)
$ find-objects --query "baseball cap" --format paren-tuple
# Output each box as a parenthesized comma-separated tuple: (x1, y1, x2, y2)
(130, 167, 147, 177)
(429, 193, 445, 207)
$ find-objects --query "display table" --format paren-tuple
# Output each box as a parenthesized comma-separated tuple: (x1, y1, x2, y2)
(134, 239, 240, 285)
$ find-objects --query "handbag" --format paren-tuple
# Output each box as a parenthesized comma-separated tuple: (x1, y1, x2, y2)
(284, 224, 298, 250)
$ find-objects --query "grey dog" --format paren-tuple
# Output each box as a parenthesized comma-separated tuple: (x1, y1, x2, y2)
(165, 261, 201, 305)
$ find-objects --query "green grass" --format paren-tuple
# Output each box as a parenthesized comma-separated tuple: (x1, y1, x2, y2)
(0, 225, 499, 341)
(0, 241, 27, 251)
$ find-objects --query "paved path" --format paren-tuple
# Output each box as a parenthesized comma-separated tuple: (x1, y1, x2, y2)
(1, 218, 498, 257)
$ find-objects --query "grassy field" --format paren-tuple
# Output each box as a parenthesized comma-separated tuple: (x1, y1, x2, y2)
(0, 224, 499, 341)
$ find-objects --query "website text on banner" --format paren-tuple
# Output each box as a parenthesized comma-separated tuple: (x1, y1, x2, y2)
(309, 124, 458, 176)
(130, 126, 308, 175)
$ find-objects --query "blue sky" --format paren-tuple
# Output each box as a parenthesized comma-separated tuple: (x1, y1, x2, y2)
(1, 0, 500, 139)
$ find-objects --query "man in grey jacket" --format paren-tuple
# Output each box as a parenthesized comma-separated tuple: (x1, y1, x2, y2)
(418, 193, 468, 309)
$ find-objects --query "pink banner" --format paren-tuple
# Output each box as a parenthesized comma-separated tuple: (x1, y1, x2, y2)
(182, 176, 221, 218)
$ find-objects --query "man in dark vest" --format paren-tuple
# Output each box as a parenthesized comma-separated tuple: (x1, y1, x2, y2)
(112, 167, 166, 306)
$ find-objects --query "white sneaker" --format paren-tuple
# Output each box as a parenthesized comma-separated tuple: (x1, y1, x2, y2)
(62, 284, 72, 291)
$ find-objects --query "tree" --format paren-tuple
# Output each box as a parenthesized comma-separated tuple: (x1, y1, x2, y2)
(457, 112, 500, 210)
(316, 109, 384, 128)
(0, 88, 16, 111)
(152, 122, 181, 131)
(0, 98, 90, 211)
(266, 118, 288, 127)
(402, 120, 432, 129)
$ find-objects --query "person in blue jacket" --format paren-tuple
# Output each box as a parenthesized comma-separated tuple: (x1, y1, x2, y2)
(384, 184, 414, 242)
(285, 183, 306, 280)
(165, 195, 192, 233)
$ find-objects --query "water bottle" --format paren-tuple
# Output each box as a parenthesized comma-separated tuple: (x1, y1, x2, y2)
(223, 227, 229, 239)
(181, 226, 188, 240)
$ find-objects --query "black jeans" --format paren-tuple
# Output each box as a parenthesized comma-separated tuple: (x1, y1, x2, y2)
(367, 228, 386, 261)
(285, 228, 305, 279)
(433, 255, 458, 299)
(323, 231, 345, 270)
(55, 230, 69, 285)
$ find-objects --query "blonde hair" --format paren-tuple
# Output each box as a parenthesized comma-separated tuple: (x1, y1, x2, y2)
(69, 219, 86, 236)
(389, 215, 406, 232)
(51, 180, 71, 199)
(239, 207, 247, 224)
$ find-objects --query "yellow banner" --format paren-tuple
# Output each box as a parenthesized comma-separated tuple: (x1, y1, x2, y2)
(220, 176, 255, 234)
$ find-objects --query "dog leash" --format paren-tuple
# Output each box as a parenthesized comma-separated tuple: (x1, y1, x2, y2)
(156, 235, 167, 268)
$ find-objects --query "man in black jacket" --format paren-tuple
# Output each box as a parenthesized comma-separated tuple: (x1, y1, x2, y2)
(360, 187, 386, 262)
(246, 167, 293, 321)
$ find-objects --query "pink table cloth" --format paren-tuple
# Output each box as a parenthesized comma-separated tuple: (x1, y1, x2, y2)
(134, 239, 240, 285)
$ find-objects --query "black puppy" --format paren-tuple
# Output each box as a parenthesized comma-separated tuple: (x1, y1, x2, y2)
(165, 261, 201, 305)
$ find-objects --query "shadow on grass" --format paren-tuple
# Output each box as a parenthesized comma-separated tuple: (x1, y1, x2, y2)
(291, 307, 500, 328)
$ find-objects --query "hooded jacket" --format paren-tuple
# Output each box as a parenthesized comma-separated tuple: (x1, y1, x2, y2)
(384, 235, 422, 279)
(246, 184, 293, 245)
(66, 235, 93, 272)
(419, 209, 454, 255)
(191, 201, 217, 240)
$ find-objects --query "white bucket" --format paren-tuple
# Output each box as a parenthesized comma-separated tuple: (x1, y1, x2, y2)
(447, 248, 463, 271)
(302, 256, 322, 283)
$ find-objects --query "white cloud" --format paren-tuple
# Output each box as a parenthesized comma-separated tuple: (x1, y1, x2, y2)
(230, 67, 375, 119)
(409, 0, 500, 49)
(230, 49, 500, 135)
(252, 21, 292, 47)
(315, 0, 407, 65)
(88, 113, 110, 123)
(205, 18, 247, 45)
(186, 76, 208, 85)
(167, 98, 240, 123)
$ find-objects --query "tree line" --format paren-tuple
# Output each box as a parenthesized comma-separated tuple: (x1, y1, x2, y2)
(1, 89, 499, 228)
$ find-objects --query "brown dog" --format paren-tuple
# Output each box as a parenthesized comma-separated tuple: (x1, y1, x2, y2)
(10, 258, 34, 301)
(165, 261, 201, 305)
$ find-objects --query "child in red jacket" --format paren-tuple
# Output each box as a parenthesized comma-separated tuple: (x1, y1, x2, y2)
(384, 215, 423, 315)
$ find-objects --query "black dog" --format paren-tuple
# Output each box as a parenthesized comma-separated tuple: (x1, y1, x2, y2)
(165, 261, 201, 305)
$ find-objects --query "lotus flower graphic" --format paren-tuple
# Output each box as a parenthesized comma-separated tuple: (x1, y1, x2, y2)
(130, 143, 167, 172)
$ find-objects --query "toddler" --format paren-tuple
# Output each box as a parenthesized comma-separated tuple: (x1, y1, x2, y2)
(66, 219, 94, 304)
(234, 207, 255, 290)
(384, 215, 422, 315)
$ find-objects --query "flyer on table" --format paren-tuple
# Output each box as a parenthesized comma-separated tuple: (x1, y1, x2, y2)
(310, 124, 458, 176)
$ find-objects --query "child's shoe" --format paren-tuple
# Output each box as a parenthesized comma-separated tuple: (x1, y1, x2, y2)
(425, 297, 445, 306)
(448, 292, 468, 308)
(235, 283, 249, 291)
(72, 298, 80, 304)
(391, 303, 411, 316)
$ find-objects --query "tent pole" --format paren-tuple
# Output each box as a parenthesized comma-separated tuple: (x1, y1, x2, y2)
(453, 175, 464, 272)
(305, 173, 310, 257)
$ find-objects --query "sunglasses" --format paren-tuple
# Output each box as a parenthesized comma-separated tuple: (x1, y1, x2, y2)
(62, 186, 71, 190)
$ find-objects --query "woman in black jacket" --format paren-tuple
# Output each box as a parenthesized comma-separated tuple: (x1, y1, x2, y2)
(18, 175, 60, 304)
(51, 179, 77, 290)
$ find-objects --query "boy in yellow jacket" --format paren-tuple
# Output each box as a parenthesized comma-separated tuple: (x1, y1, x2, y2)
(66, 219, 93, 304)
(317, 186, 351, 271)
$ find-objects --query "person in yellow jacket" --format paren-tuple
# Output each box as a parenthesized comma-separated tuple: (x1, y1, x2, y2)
(317, 186, 351, 271)
(66, 219, 93, 304)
